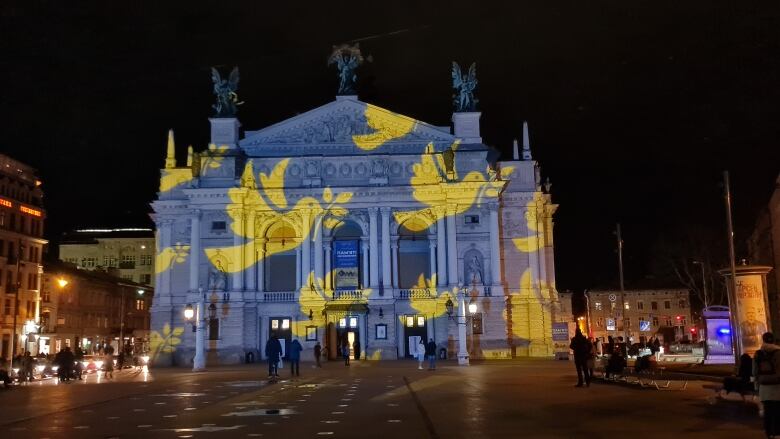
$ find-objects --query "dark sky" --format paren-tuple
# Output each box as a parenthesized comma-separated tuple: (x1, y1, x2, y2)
(2, 1, 779, 290)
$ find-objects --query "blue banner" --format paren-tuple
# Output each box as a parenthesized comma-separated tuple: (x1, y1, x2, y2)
(552, 322, 570, 341)
(334, 240, 359, 288)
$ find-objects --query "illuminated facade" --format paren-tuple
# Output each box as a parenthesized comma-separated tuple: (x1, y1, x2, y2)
(150, 95, 559, 365)
(586, 289, 693, 343)
(39, 262, 153, 356)
(0, 154, 47, 360)
(59, 228, 156, 286)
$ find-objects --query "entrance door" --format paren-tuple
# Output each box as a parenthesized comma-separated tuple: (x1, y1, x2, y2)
(403, 315, 427, 358)
(335, 315, 359, 359)
(269, 317, 292, 359)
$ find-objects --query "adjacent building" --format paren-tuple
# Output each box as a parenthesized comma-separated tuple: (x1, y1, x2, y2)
(151, 91, 559, 366)
(748, 174, 780, 332)
(59, 228, 155, 287)
(0, 154, 47, 360)
(38, 262, 153, 355)
(586, 288, 693, 343)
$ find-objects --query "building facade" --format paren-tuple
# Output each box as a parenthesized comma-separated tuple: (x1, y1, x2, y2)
(748, 174, 780, 333)
(586, 289, 693, 343)
(0, 154, 46, 360)
(150, 94, 559, 365)
(59, 228, 155, 286)
(39, 262, 152, 355)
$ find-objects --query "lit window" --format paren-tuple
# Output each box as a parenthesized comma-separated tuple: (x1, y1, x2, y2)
(271, 319, 279, 329)
(417, 316, 425, 327)
(594, 302, 602, 311)
(339, 318, 347, 328)
(282, 319, 290, 329)
(624, 302, 630, 310)
(349, 317, 357, 328)
(406, 316, 414, 327)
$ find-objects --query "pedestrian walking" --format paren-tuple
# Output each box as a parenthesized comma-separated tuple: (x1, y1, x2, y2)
(21, 352, 34, 382)
(353, 339, 361, 361)
(570, 328, 592, 387)
(606, 335, 614, 358)
(595, 338, 603, 357)
(754, 332, 780, 437)
(426, 338, 437, 370)
(265, 335, 282, 378)
(104, 351, 114, 379)
(289, 339, 302, 377)
(55, 347, 74, 383)
(314, 342, 322, 368)
(341, 338, 350, 366)
(653, 338, 661, 361)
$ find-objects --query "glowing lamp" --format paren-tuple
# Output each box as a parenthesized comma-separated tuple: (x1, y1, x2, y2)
(57, 278, 69, 288)
(718, 327, 731, 336)
(183, 304, 194, 321)
(137, 289, 145, 295)
(468, 298, 478, 315)
(676, 315, 682, 321)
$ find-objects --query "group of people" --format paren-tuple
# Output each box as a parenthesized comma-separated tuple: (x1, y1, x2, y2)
(417, 338, 438, 370)
(569, 329, 664, 387)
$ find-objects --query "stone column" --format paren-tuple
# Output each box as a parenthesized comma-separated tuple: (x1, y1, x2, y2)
(296, 245, 302, 290)
(159, 219, 173, 295)
(381, 207, 392, 290)
(368, 208, 379, 288)
(489, 203, 502, 286)
(257, 239, 266, 292)
(526, 208, 540, 291)
(301, 209, 311, 289)
(231, 210, 244, 291)
(324, 240, 332, 291)
(429, 240, 437, 283)
(361, 239, 369, 289)
(189, 211, 201, 292)
(446, 206, 459, 286)
(313, 214, 324, 282)
(391, 239, 399, 287)
(435, 208, 447, 287)
(245, 210, 256, 291)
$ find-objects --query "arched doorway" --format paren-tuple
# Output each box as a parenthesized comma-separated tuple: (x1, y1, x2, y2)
(264, 223, 297, 291)
(398, 218, 431, 288)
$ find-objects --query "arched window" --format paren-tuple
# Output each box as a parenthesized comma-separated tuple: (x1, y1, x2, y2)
(331, 221, 363, 289)
(265, 223, 297, 292)
(398, 218, 431, 288)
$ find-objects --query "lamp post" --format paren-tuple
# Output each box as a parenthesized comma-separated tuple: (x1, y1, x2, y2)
(692, 260, 708, 309)
(445, 281, 479, 366)
(184, 288, 206, 371)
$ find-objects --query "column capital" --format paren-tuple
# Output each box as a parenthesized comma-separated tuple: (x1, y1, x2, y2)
(446, 204, 458, 216)
(380, 206, 391, 215)
(487, 201, 500, 211)
(434, 205, 447, 217)
(368, 207, 379, 216)
(190, 209, 202, 219)
(429, 241, 437, 249)
(230, 209, 245, 221)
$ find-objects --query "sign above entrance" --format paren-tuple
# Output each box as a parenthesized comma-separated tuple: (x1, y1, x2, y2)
(334, 240, 359, 288)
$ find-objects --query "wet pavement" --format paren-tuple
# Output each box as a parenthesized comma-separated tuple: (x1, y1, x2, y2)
(0, 359, 766, 438)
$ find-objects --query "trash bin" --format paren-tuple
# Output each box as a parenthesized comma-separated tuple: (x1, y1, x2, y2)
(439, 348, 447, 360)
(245, 352, 255, 364)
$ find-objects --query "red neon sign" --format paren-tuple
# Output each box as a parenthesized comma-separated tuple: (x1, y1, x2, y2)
(0, 198, 11, 208)
(20, 206, 41, 217)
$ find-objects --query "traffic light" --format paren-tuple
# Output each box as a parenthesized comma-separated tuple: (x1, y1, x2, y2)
(690, 327, 697, 334)
(676, 315, 682, 321)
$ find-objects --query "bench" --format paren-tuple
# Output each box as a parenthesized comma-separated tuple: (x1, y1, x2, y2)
(593, 362, 688, 390)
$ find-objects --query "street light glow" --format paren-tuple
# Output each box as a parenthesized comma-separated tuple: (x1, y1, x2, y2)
(184, 304, 194, 320)
(57, 278, 69, 288)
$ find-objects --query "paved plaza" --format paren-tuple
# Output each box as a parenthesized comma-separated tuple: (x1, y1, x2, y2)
(0, 359, 766, 438)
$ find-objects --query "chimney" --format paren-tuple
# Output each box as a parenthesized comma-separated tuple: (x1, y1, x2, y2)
(165, 129, 176, 169)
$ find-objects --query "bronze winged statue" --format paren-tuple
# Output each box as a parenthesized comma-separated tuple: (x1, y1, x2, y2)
(328, 44, 366, 95)
(452, 62, 478, 112)
(211, 67, 243, 117)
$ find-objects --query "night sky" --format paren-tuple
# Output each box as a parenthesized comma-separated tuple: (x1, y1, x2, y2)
(2, 1, 779, 291)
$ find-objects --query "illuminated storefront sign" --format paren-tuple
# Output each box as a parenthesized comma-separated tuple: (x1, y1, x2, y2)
(20, 206, 42, 217)
(0, 198, 11, 208)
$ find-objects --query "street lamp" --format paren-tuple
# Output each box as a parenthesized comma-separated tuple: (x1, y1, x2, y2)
(57, 278, 69, 288)
(184, 288, 206, 372)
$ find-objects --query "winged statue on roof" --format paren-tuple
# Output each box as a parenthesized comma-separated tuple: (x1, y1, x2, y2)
(452, 62, 478, 112)
(328, 44, 369, 95)
(210, 66, 243, 117)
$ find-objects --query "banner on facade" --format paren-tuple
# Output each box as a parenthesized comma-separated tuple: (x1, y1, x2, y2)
(735, 274, 769, 355)
(334, 240, 359, 288)
(552, 322, 570, 341)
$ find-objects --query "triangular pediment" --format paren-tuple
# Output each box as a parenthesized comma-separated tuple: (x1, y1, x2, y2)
(240, 97, 455, 152)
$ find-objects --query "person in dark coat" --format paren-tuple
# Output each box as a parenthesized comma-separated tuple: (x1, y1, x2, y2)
(55, 347, 74, 383)
(353, 339, 361, 361)
(265, 336, 282, 378)
(313, 342, 322, 368)
(341, 337, 350, 366)
(289, 339, 302, 377)
(426, 338, 437, 370)
(569, 328, 592, 387)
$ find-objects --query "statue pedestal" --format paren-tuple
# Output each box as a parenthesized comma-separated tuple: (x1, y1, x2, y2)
(452, 112, 482, 144)
(209, 117, 241, 149)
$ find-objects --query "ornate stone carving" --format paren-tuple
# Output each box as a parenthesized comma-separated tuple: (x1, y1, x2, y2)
(339, 163, 352, 177)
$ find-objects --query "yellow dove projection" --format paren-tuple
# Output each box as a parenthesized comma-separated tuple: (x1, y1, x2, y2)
(352, 105, 416, 151)
(408, 273, 456, 317)
(155, 244, 190, 274)
(203, 160, 353, 273)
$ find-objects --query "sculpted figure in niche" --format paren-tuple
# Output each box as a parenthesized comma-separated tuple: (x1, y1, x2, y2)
(466, 255, 483, 285)
(208, 263, 228, 291)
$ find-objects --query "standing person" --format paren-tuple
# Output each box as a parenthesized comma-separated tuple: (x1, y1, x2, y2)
(426, 338, 437, 370)
(754, 332, 780, 437)
(73, 346, 84, 380)
(353, 339, 361, 361)
(417, 338, 426, 370)
(21, 352, 34, 382)
(57, 347, 74, 383)
(595, 338, 603, 357)
(341, 338, 350, 366)
(606, 336, 614, 357)
(289, 339, 302, 377)
(314, 342, 322, 368)
(569, 328, 592, 387)
(265, 335, 282, 378)
(653, 338, 661, 361)
(104, 349, 114, 379)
